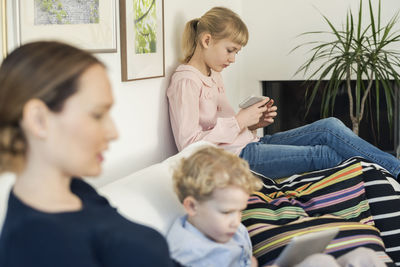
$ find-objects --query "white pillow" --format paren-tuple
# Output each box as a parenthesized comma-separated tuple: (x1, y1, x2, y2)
(98, 141, 216, 235)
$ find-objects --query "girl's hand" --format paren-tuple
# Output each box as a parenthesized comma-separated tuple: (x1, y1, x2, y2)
(235, 98, 269, 131)
(248, 99, 278, 131)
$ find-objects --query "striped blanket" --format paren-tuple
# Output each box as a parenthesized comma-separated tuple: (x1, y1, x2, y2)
(242, 157, 400, 266)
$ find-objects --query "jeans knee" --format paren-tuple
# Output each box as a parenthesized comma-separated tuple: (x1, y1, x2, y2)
(240, 142, 258, 161)
(318, 117, 345, 131)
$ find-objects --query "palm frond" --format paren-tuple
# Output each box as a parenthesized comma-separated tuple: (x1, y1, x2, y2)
(292, 0, 400, 135)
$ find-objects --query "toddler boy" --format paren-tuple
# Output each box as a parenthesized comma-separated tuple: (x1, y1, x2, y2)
(167, 146, 262, 267)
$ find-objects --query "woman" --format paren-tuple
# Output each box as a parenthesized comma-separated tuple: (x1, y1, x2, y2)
(0, 41, 177, 266)
(167, 6, 400, 179)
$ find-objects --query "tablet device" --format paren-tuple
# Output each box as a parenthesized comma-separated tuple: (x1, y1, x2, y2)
(239, 95, 268, 109)
(274, 228, 339, 267)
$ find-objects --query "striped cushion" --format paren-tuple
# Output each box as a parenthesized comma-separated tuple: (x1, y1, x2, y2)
(243, 157, 400, 266)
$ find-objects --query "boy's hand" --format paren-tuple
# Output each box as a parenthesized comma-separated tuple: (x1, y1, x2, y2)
(251, 256, 259, 267)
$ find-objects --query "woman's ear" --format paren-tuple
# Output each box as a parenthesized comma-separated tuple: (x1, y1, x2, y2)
(183, 196, 199, 217)
(200, 33, 212, 48)
(21, 99, 49, 139)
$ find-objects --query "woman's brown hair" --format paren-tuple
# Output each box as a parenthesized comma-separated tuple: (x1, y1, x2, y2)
(181, 6, 249, 63)
(0, 41, 103, 173)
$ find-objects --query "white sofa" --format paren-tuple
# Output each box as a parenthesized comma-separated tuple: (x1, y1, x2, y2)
(0, 141, 215, 236)
(98, 141, 217, 234)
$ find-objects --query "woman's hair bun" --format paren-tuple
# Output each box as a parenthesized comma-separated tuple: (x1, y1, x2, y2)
(0, 125, 26, 173)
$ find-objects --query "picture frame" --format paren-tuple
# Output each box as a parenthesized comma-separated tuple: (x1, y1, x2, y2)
(120, 0, 165, 81)
(1, 0, 7, 63)
(15, 0, 116, 53)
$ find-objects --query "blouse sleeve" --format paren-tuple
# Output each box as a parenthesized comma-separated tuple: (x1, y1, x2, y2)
(168, 77, 241, 151)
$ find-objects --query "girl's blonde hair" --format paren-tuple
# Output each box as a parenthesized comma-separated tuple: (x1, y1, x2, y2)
(181, 6, 249, 63)
(173, 146, 263, 203)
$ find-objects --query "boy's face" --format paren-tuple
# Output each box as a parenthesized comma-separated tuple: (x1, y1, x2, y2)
(187, 185, 249, 243)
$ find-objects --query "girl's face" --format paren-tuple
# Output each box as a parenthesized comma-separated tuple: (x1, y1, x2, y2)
(44, 64, 118, 178)
(204, 38, 242, 73)
(188, 185, 249, 243)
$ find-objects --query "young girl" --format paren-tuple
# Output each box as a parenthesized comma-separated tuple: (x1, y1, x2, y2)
(166, 6, 400, 180)
(0, 41, 177, 267)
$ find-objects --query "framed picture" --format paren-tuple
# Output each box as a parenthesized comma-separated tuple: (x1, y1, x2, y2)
(1, 0, 7, 63)
(120, 0, 165, 81)
(15, 0, 116, 53)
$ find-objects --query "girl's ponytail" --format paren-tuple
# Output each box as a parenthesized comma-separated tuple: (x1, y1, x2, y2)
(181, 18, 199, 63)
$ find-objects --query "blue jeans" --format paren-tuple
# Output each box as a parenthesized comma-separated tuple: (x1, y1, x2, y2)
(239, 117, 400, 179)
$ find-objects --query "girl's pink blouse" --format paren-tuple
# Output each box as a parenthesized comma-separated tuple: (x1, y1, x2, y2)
(167, 64, 259, 155)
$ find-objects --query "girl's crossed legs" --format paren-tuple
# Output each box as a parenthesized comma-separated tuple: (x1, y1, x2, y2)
(240, 117, 400, 179)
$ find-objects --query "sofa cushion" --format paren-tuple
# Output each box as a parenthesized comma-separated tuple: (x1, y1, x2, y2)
(98, 141, 216, 235)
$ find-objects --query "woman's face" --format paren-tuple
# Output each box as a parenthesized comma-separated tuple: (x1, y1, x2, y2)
(45, 64, 118, 178)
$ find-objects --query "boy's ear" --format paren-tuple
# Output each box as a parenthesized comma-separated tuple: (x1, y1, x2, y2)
(183, 196, 199, 217)
(21, 99, 49, 139)
(200, 33, 212, 48)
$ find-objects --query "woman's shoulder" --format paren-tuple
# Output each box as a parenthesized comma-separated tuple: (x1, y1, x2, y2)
(0, 202, 78, 256)
(102, 215, 167, 244)
(71, 178, 110, 205)
(96, 218, 175, 266)
(71, 178, 96, 193)
(0, 203, 108, 267)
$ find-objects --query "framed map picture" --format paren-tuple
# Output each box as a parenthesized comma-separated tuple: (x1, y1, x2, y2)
(15, 0, 116, 52)
(120, 0, 165, 81)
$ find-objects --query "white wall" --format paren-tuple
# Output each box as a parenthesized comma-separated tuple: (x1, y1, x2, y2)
(240, 0, 400, 99)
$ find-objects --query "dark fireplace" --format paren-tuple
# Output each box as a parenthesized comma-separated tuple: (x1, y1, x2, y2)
(262, 80, 400, 155)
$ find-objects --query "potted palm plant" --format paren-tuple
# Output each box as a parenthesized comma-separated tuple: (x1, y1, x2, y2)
(293, 0, 400, 135)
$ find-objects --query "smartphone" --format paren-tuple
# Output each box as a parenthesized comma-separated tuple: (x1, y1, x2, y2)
(239, 95, 269, 109)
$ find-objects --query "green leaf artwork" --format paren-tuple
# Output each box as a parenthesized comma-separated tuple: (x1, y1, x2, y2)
(34, 0, 99, 25)
(134, 0, 157, 54)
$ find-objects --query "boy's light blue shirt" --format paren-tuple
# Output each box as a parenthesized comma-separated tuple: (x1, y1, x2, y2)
(166, 215, 253, 267)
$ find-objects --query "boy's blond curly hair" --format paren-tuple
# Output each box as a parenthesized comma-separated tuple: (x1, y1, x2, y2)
(173, 146, 263, 203)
